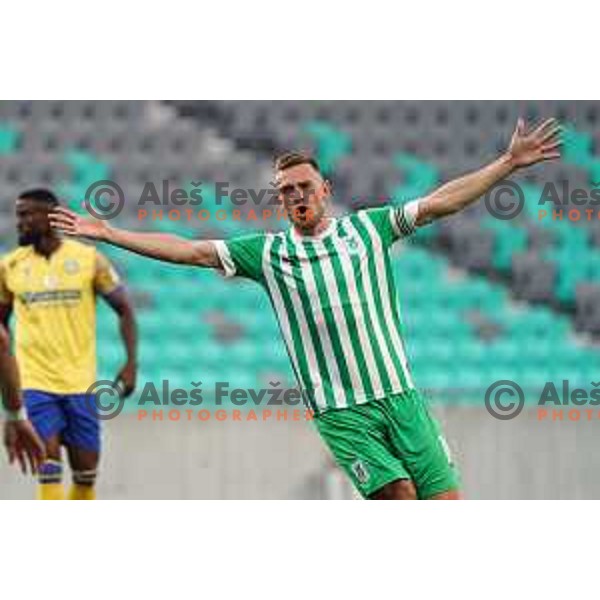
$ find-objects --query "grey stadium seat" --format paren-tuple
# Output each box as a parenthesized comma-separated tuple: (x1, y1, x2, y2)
(511, 252, 557, 303)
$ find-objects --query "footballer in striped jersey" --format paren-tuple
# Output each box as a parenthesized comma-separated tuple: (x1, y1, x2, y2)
(50, 117, 561, 499)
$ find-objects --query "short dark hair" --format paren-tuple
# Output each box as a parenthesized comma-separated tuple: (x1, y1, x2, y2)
(274, 152, 322, 176)
(18, 188, 59, 206)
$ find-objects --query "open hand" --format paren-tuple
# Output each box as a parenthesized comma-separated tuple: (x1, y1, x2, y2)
(50, 206, 112, 240)
(507, 118, 562, 168)
(3, 419, 45, 474)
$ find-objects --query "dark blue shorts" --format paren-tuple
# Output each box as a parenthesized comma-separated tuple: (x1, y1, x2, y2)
(23, 390, 101, 453)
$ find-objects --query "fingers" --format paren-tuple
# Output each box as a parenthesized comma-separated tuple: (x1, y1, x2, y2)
(54, 206, 78, 218)
(512, 117, 526, 140)
(25, 438, 45, 473)
(16, 444, 27, 474)
(532, 117, 558, 137)
(531, 119, 563, 155)
(542, 140, 562, 153)
(7, 424, 46, 474)
(26, 448, 36, 474)
(49, 211, 76, 227)
(541, 150, 562, 161)
(516, 117, 561, 142)
(541, 137, 563, 162)
(34, 436, 46, 466)
(7, 442, 16, 466)
(49, 212, 78, 235)
(14, 441, 41, 475)
(540, 124, 562, 143)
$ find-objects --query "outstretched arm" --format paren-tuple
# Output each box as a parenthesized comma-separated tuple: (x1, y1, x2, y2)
(49, 209, 222, 268)
(415, 118, 561, 226)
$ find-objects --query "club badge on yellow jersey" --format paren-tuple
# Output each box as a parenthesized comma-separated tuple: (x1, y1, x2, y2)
(0, 239, 121, 394)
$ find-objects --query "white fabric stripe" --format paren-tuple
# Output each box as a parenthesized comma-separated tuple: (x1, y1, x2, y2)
(213, 240, 236, 278)
(404, 199, 421, 223)
(311, 235, 366, 400)
(345, 219, 402, 392)
(390, 200, 421, 238)
(334, 220, 385, 399)
(292, 239, 347, 409)
(359, 212, 415, 389)
(263, 234, 328, 411)
(390, 207, 403, 237)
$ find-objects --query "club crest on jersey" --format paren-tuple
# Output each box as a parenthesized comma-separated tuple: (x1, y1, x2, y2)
(63, 258, 80, 275)
(351, 459, 370, 484)
(341, 233, 360, 255)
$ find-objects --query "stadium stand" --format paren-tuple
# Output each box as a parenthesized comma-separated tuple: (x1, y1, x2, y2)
(1, 100, 599, 408)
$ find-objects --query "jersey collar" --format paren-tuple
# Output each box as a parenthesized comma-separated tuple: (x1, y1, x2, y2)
(289, 218, 337, 243)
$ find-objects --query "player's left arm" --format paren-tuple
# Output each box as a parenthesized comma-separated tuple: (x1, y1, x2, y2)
(414, 118, 561, 226)
(94, 253, 138, 397)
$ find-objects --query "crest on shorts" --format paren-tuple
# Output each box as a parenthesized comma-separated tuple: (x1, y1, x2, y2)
(351, 459, 370, 484)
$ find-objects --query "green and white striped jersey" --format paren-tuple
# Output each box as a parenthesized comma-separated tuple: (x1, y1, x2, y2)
(215, 202, 421, 413)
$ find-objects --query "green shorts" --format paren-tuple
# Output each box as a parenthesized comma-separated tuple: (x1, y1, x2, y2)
(314, 388, 460, 499)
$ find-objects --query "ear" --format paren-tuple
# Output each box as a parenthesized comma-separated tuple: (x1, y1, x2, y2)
(323, 179, 333, 197)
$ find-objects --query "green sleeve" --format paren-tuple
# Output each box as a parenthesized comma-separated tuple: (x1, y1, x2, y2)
(215, 233, 267, 282)
(364, 202, 419, 247)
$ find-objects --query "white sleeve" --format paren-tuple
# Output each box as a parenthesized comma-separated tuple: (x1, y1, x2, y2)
(213, 240, 237, 278)
(390, 199, 421, 238)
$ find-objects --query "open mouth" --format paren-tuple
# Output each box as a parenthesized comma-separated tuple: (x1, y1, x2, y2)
(294, 204, 315, 220)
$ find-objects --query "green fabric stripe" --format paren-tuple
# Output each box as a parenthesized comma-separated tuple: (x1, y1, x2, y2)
(336, 219, 393, 392)
(284, 233, 336, 410)
(382, 246, 414, 386)
(303, 239, 357, 407)
(267, 235, 318, 412)
(354, 213, 409, 390)
(323, 228, 375, 398)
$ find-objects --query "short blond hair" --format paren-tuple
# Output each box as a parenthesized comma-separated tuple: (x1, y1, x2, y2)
(274, 152, 322, 175)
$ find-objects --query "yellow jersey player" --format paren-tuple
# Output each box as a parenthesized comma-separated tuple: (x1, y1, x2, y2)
(0, 189, 138, 500)
(1, 322, 46, 474)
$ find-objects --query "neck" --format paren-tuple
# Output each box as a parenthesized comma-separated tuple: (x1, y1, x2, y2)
(293, 215, 331, 238)
(34, 235, 62, 258)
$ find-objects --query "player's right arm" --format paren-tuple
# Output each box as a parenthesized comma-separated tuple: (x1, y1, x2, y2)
(0, 324, 19, 414)
(0, 266, 45, 473)
(50, 207, 222, 268)
(0, 324, 45, 473)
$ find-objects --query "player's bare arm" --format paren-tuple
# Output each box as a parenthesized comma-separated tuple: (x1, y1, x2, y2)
(0, 323, 45, 473)
(102, 287, 138, 397)
(49, 210, 222, 269)
(415, 118, 562, 226)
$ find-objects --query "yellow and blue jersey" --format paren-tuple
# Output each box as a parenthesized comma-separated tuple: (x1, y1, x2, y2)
(0, 239, 121, 394)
